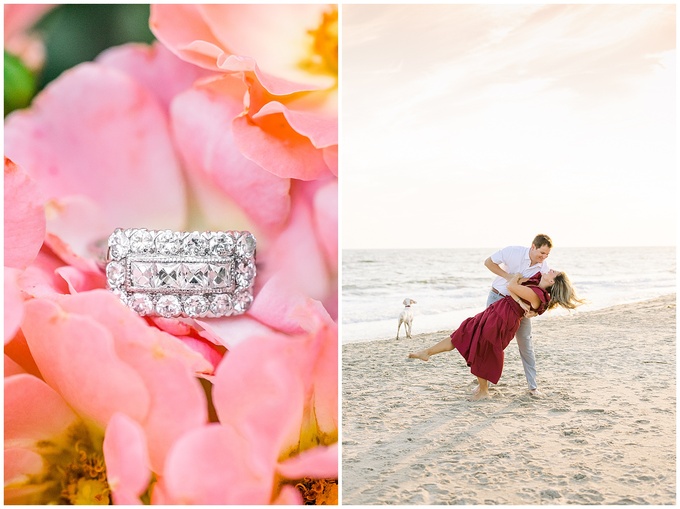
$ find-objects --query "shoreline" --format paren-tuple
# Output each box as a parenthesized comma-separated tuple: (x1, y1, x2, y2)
(342, 294, 676, 505)
(342, 293, 677, 346)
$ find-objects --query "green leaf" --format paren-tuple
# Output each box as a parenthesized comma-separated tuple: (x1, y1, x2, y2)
(4, 51, 37, 115)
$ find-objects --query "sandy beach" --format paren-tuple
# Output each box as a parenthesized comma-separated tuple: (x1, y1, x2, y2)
(341, 295, 676, 505)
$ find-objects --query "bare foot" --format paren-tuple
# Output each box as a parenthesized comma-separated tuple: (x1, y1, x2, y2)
(468, 389, 491, 401)
(408, 350, 430, 361)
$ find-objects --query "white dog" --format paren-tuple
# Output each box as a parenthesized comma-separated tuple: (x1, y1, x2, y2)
(396, 298, 417, 340)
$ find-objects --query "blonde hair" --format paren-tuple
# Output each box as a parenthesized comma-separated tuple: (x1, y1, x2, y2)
(546, 272, 585, 310)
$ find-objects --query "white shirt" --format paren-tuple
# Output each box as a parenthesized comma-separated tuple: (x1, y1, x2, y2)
(489, 246, 550, 296)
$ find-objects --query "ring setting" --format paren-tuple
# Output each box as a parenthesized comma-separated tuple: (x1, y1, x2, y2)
(105, 228, 256, 318)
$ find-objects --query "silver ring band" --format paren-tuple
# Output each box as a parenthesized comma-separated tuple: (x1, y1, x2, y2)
(104, 228, 256, 318)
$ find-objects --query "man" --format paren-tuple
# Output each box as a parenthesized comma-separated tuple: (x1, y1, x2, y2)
(484, 233, 552, 396)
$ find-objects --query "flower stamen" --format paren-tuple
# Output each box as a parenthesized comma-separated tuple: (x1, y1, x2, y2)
(295, 477, 338, 505)
(301, 7, 338, 77)
(19, 421, 111, 505)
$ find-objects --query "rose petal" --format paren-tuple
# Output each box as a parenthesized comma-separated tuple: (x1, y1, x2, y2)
(253, 97, 337, 149)
(43, 232, 100, 275)
(160, 424, 274, 504)
(4, 267, 24, 343)
(149, 317, 193, 336)
(232, 110, 331, 181)
(22, 298, 150, 426)
(308, 319, 338, 438)
(263, 297, 338, 441)
(103, 413, 152, 505)
(150, 5, 335, 93)
(54, 291, 212, 375)
(195, 315, 275, 349)
(170, 335, 223, 373)
(287, 306, 338, 445)
(4, 63, 186, 257)
(4, 447, 43, 483)
(149, 480, 170, 505)
(149, 5, 227, 71)
(248, 275, 313, 334)
(199, 5, 333, 87)
(4, 158, 46, 269)
(171, 84, 291, 234)
(273, 485, 304, 505)
(4, 374, 79, 447)
(3, 447, 46, 504)
(97, 41, 214, 112)
(42, 196, 107, 272)
(54, 265, 106, 294)
(3, 482, 48, 505)
(277, 443, 338, 480)
(312, 180, 338, 277)
(52, 291, 210, 470)
(4, 330, 41, 379)
(323, 144, 338, 176)
(272, 299, 338, 441)
(17, 246, 70, 298)
(4, 355, 26, 377)
(216, 55, 310, 95)
(104, 330, 211, 471)
(258, 186, 332, 305)
(212, 334, 306, 462)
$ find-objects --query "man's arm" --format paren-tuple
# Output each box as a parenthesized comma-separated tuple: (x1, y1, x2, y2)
(484, 256, 510, 281)
(485, 257, 531, 283)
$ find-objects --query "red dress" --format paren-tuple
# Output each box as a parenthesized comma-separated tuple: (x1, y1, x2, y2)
(450, 282, 549, 384)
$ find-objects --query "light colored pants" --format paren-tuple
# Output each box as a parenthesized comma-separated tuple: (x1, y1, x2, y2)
(486, 290, 537, 390)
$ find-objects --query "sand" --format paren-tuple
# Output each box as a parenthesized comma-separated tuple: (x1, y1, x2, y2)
(341, 295, 676, 505)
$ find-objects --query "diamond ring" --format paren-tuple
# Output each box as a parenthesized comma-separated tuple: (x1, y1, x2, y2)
(104, 228, 256, 318)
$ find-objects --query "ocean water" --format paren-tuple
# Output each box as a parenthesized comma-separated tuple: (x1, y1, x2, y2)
(342, 246, 676, 344)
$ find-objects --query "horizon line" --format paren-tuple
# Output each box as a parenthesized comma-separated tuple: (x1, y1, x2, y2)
(342, 245, 677, 251)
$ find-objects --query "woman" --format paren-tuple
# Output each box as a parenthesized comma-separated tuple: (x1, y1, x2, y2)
(408, 270, 583, 400)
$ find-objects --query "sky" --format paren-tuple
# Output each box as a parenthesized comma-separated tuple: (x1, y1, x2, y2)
(341, 4, 676, 249)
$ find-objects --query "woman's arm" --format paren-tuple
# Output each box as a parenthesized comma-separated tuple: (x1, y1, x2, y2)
(509, 290, 532, 312)
(506, 285, 532, 312)
(507, 274, 541, 310)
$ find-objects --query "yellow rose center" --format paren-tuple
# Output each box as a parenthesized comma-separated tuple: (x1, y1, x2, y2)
(27, 421, 111, 505)
(302, 6, 338, 77)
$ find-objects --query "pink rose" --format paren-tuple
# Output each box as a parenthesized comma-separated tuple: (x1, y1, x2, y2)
(153, 298, 338, 504)
(150, 4, 338, 180)
(5, 292, 209, 504)
(5, 5, 337, 504)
